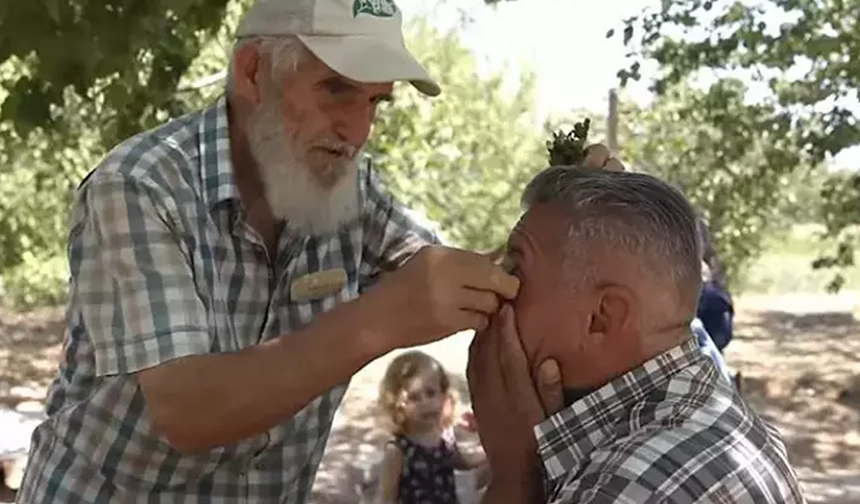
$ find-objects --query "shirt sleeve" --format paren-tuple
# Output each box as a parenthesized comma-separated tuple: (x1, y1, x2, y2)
(70, 172, 211, 377)
(359, 160, 441, 287)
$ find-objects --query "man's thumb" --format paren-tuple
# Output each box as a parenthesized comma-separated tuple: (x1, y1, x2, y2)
(536, 359, 564, 416)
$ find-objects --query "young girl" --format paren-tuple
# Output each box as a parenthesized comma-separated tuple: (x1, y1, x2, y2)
(375, 351, 488, 504)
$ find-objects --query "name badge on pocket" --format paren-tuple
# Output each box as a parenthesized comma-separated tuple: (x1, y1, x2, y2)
(290, 269, 348, 302)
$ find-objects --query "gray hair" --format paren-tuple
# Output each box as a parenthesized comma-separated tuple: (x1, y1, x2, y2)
(521, 167, 703, 312)
(226, 36, 307, 93)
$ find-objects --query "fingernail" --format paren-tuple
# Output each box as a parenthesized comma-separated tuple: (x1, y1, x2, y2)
(541, 360, 561, 382)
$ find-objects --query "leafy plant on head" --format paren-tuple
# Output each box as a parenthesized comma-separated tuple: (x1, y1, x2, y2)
(546, 118, 591, 166)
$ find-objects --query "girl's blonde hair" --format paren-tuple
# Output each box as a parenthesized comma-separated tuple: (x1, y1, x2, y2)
(377, 351, 457, 434)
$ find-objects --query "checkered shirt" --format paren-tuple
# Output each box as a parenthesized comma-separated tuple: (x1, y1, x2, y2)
(16, 96, 437, 504)
(535, 338, 806, 504)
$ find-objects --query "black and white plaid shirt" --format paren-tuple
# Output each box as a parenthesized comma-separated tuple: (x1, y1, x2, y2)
(534, 338, 805, 504)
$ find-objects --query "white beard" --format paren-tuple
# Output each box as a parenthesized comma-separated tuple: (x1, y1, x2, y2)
(246, 98, 361, 236)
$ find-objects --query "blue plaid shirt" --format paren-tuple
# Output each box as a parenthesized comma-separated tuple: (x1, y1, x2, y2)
(16, 96, 437, 504)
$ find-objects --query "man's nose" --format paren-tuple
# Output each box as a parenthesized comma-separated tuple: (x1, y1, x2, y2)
(333, 102, 374, 148)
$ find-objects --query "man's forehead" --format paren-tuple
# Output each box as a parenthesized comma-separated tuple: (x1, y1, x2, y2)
(506, 205, 568, 266)
(511, 205, 564, 241)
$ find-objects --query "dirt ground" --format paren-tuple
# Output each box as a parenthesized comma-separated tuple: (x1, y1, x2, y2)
(1, 293, 859, 503)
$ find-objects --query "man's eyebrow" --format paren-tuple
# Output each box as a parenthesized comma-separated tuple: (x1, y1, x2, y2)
(318, 76, 358, 90)
(373, 92, 394, 103)
(501, 243, 521, 273)
(506, 228, 526, 253)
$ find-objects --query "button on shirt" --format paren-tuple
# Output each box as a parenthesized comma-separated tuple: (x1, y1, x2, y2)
(17, 96, 437, 504)
(535, 338, 805, 504)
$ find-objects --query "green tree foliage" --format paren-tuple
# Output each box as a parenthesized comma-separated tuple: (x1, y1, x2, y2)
(612, 0, 860, 290)
(0, 64, 103, 306)
(4, 0, 842, 306)
(618, 81, 820, 287)
(0, 0, 500, 145)
(367, 19, 546, 251)
(0, 0, 231, 144)
(0, 0, 252, 307)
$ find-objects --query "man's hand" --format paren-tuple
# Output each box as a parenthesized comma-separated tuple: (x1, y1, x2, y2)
(483, 244, 507, 266)
(467, 304, 563, 502)
(583, 144, 626, 172)
(359, 245, 520, 353)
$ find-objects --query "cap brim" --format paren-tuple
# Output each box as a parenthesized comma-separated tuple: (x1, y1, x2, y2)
(297, 34, 441, 97)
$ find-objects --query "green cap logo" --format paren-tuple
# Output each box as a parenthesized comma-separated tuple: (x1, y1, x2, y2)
(352, 0, 397, 18)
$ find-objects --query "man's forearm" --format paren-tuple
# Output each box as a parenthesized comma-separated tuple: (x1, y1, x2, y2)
(138, 298, 386, 453)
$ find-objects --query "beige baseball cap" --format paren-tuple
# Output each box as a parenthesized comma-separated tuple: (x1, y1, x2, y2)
(235, 0, 441, 96)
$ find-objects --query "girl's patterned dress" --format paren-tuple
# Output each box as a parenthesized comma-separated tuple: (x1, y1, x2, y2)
(391, 432, 459, 504)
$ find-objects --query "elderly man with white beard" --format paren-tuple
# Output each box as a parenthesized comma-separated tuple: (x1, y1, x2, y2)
(14, 0, 625, 502)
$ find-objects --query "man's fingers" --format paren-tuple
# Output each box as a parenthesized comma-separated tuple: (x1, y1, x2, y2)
(466, 336, 483, 400)
(457, 289, 501, 317)
(604, 157, 626, 172)
(583, 144, 611, 168)
(468, 317, 498, 376)
(482, 265, 520, 300)
(497, 305, 546, 426)
(535, 359, 564, 416)
(458, 264, 518, 300)
(582, 144, 627, 172)
(457, 311, 490, 333)
(467, 317, 501, 421)
(449, 249, 520, 300)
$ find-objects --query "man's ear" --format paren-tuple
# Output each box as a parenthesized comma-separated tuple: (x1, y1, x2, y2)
(588, 284, 637, 342)
(230, 42, 264, 104)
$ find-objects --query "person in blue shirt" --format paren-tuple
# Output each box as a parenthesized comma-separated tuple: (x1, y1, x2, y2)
(695, 218, 735, 354)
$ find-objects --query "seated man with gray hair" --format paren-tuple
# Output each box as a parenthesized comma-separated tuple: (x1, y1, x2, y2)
(475, 166, 804, 503)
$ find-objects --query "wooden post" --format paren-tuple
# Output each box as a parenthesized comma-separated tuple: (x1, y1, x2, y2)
(608, 88, 619, 152)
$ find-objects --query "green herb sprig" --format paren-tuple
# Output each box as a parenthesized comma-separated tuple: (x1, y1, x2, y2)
(546, 118, 591, 166)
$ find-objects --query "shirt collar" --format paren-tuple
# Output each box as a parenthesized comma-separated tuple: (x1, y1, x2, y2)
(198, 95, 239, 209)
(534, 337, 703, 481)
